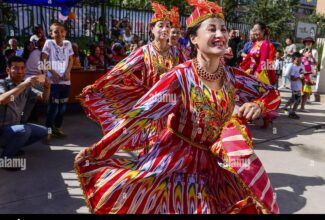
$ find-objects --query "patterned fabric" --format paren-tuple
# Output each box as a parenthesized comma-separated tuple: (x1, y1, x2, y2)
(179, 44, 191, 61)
(75, 60, 281, 214)
(240, 40, 276, 86)
(79, 43, 185, 151)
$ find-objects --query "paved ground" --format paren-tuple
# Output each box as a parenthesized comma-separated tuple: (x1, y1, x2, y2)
(0, 89, 324, 214)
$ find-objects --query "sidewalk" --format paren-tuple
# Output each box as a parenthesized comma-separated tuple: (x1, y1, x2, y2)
(0, 89, 324, 214)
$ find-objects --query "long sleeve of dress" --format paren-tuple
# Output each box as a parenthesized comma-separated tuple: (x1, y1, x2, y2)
(86, 71, 181, 161)
(78, 48, 148, 134)
(92, 47, 145, 89)
(208, 67, 281, 214)
(232, 67, 281, 113)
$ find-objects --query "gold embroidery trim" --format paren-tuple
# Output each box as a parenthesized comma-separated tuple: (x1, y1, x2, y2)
(167, 126, 209, 151)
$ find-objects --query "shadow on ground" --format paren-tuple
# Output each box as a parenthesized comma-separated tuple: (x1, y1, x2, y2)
(269, 173, 325, 214)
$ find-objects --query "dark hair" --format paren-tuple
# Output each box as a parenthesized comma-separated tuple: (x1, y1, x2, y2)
(90, 44, 100, 56)
(148, 23, 156, 42)
(98, 16, 105, 22)
(22, 40, 33, 60)
(255, 22, 270, 37)
(286, 36, 293, 42)
(112, 43, 123, 54)
(4, 49, 16, 58)
(186, 22, 203, 58)
(33, 25, 43, 35)
(7, 56, 26, 67)
(0, 41, 4, 49)
(292, 52, 302, 60)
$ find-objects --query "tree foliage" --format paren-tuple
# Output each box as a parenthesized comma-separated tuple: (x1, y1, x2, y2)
(219, 0, 240, 23)
(242, 0, 300, 42)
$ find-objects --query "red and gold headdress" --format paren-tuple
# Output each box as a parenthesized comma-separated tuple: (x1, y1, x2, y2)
(170, 7, 181, 28)
(186, 0, 224, 28)
(151, 2, 180, 27)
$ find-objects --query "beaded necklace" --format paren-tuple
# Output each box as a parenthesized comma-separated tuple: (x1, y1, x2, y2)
(192, 58, 224, 81)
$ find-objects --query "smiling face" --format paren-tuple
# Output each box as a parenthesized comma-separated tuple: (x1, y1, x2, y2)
(190, 17, 229, 58)
(285, 38, 292, 46)
(9, 40, 17, 50)
(252, 24, 265, 41)
(151, 20, 171, 41)
(169, 27, 181, 46)
(50, 24, 66, 45)
(7, 61, 26, 84)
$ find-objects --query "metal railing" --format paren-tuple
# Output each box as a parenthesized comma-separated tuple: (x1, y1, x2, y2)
(2, 2, 251, 47)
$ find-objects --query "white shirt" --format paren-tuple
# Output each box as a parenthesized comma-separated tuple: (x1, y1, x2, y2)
(123, 33, 134, 45)
(284, 44, 297, 64)
(42, 39, 74, 85)
(274, 59, 283, 71)
(285, 63, 304, 91)
(25, 49, 42, 78)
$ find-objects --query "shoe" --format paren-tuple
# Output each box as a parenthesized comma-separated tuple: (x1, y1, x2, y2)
(278, 86, 285, 90)
(52, 127, 67, 138)
(288, 112, 300, 119)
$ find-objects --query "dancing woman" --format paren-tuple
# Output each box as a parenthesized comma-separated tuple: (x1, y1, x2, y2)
(168, 8, 191, 60)
(75, 0, 280, 214)
(240, 22, 277, 128)
(79, 2, 186, 150)
(240, 22, 276, 85)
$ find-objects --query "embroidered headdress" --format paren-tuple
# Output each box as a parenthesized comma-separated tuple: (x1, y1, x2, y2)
(151, 2, 180, 28)
(186, 0, 224, 28)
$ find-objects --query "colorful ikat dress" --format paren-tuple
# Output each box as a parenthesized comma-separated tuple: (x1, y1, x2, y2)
(75, 60, 281, 214)
(79, 43, 186, 151)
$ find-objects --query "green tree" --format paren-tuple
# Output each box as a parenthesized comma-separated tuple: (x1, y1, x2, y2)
(243, 0, 299, 42)
(218, 0, 241, 23)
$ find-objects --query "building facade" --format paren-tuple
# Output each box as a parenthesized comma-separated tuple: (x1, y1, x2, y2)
(316, 0, 325, 14)
(294, 0, 317, 16)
